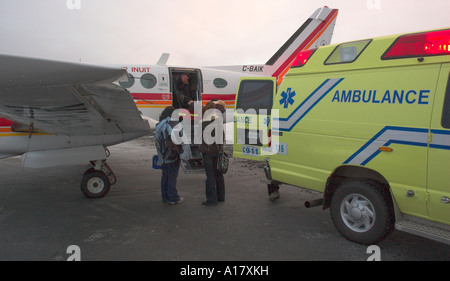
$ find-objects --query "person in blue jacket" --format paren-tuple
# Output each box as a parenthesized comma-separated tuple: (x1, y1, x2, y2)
(155, 106, 184, 205)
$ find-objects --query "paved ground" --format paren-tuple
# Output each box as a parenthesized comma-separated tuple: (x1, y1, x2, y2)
(0, 136, 448, 261)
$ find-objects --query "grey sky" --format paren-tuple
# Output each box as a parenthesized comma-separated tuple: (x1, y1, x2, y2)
(0, 0, 449, 67)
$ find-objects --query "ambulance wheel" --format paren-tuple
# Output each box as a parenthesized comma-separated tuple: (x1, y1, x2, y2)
(80, 168, 111, 198)
(330, 180, 394, 245)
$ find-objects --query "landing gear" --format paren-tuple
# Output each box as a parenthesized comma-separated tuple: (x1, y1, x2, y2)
(80, 160, 117, 198)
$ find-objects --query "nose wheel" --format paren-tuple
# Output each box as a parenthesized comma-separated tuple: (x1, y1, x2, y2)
(80, 160, 117, 198)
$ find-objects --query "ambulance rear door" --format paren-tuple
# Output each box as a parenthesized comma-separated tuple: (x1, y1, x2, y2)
(233, 77, 276, 161)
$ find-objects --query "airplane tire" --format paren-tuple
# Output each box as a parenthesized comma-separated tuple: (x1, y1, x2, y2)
(80, 168, 111, 198)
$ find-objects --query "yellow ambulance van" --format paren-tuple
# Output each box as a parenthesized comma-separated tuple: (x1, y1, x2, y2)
(234, 29, 450, 245)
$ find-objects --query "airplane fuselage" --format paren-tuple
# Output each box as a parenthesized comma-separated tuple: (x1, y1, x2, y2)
(120, 64, 262, 122)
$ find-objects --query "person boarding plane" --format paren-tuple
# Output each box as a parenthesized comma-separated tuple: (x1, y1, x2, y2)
(0, 7, 338, 198)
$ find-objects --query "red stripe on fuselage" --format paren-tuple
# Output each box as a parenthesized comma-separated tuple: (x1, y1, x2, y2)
(0, 118, 13, 127)
(132, 93, 172, 100)
(131, 93, 235, 101)
(202, 94, 236, 101)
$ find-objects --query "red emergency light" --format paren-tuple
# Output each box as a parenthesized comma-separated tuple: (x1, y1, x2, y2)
(382, 29, 450, 60)
(291, 48, 317, 68)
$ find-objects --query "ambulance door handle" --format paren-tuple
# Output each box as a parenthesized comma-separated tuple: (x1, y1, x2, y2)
(441, 196, 450, 204)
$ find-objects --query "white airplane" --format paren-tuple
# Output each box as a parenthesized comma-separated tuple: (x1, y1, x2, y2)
(120, 7, 338, 125)
(0, 7, 337, 198)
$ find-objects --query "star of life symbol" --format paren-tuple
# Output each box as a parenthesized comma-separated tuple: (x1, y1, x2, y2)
(280, 88, 296, 109)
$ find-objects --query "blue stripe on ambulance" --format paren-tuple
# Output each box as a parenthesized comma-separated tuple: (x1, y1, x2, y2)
(344, 126, 450, 166)
(430, 129, 450, 150)
(273, 78, 344, 132)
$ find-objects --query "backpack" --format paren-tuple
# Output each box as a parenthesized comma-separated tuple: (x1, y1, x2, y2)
(155, 118, 182, 165)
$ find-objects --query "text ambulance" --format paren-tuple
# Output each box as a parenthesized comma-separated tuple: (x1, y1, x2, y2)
(233, 29, 450, 245)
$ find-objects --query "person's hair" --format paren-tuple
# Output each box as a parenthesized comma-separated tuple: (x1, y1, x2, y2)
(214, 100, 226, 113)
(204, 100, 226, 114)
(204, 101, 216, 111)
(159, 106, 175, 121)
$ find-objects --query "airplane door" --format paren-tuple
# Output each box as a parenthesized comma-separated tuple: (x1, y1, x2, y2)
(170, 68, 203, 109)
(428, 64, 450, 224)
(169, 68, 205, 173)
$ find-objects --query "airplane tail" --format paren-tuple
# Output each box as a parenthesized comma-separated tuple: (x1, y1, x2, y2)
(206, 7, 338, 85)
(264, 6, 338, 85)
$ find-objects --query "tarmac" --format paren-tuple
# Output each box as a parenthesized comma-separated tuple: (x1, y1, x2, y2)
(0, 135, 448, 261)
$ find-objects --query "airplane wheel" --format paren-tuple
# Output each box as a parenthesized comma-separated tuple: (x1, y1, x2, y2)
(81, 168, 111, 198)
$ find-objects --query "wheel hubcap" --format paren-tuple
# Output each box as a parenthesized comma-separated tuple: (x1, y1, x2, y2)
(87, 177, 104, 194)
(340, 193, 376, 233)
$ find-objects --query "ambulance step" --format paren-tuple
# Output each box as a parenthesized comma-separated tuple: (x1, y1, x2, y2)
(395, 218, 450, 245)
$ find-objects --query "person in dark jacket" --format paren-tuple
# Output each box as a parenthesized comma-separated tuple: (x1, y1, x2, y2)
(173, 73, 192, 109)
(200, 101, 226, 206)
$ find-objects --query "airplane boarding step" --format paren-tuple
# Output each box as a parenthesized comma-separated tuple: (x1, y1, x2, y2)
(181, 159, 205, 174)
(180, 144, 205, 174)
(395, 217, 450, 245)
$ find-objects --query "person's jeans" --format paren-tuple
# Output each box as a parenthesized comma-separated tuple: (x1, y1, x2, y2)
(202, 153, 225, 203)
(161, 161, 181, 203)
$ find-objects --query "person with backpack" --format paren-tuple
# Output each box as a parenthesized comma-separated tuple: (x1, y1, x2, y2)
(155, 106, 184, 205)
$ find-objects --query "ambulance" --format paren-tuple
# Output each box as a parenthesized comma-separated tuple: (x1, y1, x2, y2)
(233, 28, 450, 245)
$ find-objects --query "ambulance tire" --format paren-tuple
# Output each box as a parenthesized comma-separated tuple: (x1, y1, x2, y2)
(80, 168, 111, 199)
(330, 180, 394, 245)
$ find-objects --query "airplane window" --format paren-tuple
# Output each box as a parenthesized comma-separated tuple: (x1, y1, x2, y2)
(119, 73, 135, 88)
(141, 73, 157, 89)
(213, 78, 228, 89)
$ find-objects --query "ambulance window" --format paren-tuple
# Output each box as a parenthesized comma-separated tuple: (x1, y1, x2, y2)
(441, 73, 450, 128)
(236, 80, 274, 114)
(325, 39, 372, 65)
(119, 73, 135, 88)
(140, 73, 157, 89)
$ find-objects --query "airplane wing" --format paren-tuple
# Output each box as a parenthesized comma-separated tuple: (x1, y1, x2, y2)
(0, 54, 150, 141)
